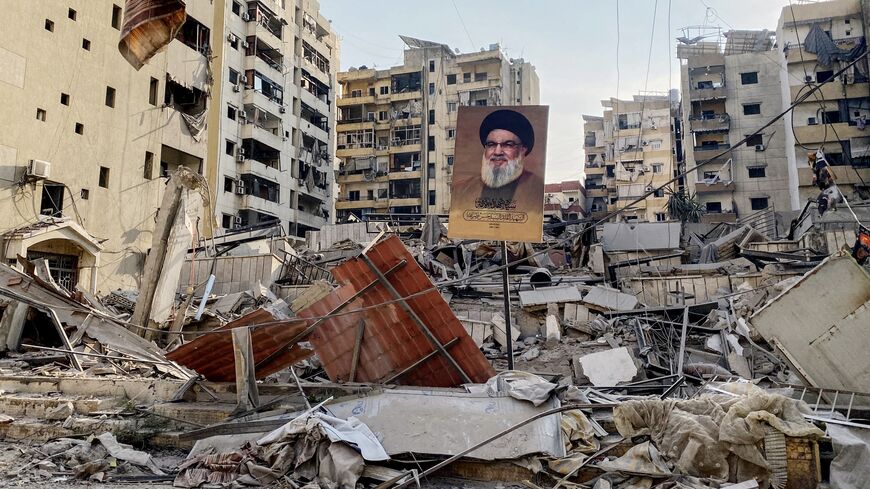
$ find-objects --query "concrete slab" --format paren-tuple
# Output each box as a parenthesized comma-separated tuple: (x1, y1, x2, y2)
(575, 347, 638, 386)
(582, 286, 638, 311)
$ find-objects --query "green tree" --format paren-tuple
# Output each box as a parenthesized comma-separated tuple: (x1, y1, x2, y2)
(665, 188, 705, 223)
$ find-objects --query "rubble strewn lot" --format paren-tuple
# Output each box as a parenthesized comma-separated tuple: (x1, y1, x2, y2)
(0, 207, 869, 488)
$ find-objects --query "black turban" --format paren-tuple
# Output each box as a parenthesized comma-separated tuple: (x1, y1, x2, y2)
(479, 109, 534, 155)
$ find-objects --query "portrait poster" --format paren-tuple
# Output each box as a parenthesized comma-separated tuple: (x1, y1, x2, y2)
(448, 105, 548, 242)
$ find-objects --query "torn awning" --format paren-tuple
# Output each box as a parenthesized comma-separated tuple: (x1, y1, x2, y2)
(118, 0, 187, 70)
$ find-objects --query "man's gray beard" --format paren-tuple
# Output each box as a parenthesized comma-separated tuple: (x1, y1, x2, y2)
(481, 154, 524, 188)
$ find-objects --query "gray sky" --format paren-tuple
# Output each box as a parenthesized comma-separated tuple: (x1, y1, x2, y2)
(321, 1, 789, 183)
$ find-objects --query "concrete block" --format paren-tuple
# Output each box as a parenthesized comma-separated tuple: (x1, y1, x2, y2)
(574, 347, 638, 386)
(544, 315, 561, 346)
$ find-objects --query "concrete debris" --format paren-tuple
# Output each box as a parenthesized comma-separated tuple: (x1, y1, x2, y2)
(0, 214, 868, 488)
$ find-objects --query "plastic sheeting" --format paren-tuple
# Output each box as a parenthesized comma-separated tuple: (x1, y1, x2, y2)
(827, 424, 870, 489)
(803, 23, 867, 67)
(613, 385, 823, 483)
(483, 370, 558, 407)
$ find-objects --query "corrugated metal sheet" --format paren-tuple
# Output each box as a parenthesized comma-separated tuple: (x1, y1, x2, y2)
(307, 235, 494, 387)
(166, 308, 312, 381)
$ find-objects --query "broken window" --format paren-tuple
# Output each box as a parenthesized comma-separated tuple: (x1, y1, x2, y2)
(82, 38, 91, 50)
(247, 36, 284, 71)
(705, 202, 722, 213)
(105, 86, 116, 107)
(74, 123, 84, 134)
(99, 166, 110, 188)
(247, 70, 283, 104)
(392, 152, 421, 172)
(149, 77, 159, 105)
(391, 72, 421, 93)
(60, 93, 70, 105)
(391, 125, 421, 147)
(144, 151, 154, 179)
(36, 108, 46, 121)
(239, 173, 279, 202)
(617, 113, 641, 130)
(226, 140, 236, 156)
(164, 78, 207, 116)
(176, 15, 210, 55)
(242, 138, 281, 168)
(389, 178, 421, 199)
(45, 19, 54, 32)
(339, 129, 374, 150)
(816, 70, 835, 83)
(302, 40, 330, 74)
(249, 1, 283, 39)
(80, 188, 89, 200)
(227, 104, 237, 120)
(222, 213, 234, 229)
(40, 184, 64, 217)
(160, 144, 203, 176)
(68, 8, 77, 20)
(823, 110, 842, 123)
(746, 134, 764, 146)
(224, 176, 234, 192)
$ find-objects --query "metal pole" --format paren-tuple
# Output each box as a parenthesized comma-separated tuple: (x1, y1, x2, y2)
(501, 241, 515, 370)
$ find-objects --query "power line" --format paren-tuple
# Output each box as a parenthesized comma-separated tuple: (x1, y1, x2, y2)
(451, 0, 475, 52)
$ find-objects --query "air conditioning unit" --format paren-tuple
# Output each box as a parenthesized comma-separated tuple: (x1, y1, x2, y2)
(236, 152, 245, 162)
(227, 33, 238, 43)
(234, 215, 243, 225)
(240, 75, 248, 84)
(232, 84, 241, 92)
(755, 144, 766, 152)
(807, 117, 818, 125)
(241, 41, 249, 49)
(805, 75, 813, 83)
(239, 110, 248, 120)
(235, 181, 247, 194)
(241, 12, 251, 21)
(27, 159, 51, 179)
(645, 185, 653, 192)
(279, 106, 286, 113)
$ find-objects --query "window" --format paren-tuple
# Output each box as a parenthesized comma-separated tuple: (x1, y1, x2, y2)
(378, 188, 388, 199)
(349, 190, 360, 201)
(743, 103, 761, 115)
(446, 74, 456, 85)
(822, 110, 841, 123)
(428, 109, 435, 125)
(746, 134, 763, 146)
(367, 189, 374, 200)
(475, 99, 488, 107)
(227, 104, 237, 120)
(653, 188, 665, 198)
(378, 110, 387, 121)
(447, 102, 457, 113)
(224, 176, 234, 192)
(650, 139, 662, 150)
(80, 189, 89, 200)
(229, 35, 239, 50)
(105, 86, 116, 107)
(705, 202, 722, 213)
(750, 197, 769, 210)
(98, 166, 110, 188)
(380, 86, 389, 95)
(149, 77, 158, 105)
(40, 184, 64, 217)
(225, 140, 236, 156)
(60, 93, 70, 105)
(144, 151, 154, 179)
(428, 135, 435, 151)
(429, 60, 435, 72)
(368, 87, 375, 96)
(463, 72, 471, 83)
(429, 190, 436, 205)
(74, 122, 84, 134)
(222, 214, 234, 229)
(111, 4, 122, 30)
(651, 164, 663, 174)
(740, 72, 758, 84)
(655, 212, 667, 222)
(447, 155, 454, 165)
(229, 68, 239, 85)
(428, 83, 435, 95)
(816, 70, 834, 83)
(82, 38, 91, 50)
(68, 8, 77, 20)
(232, 1, 241, 15)
(36, 108, 46, 121)
(748, 167, 766, 178)
(45, 19, 54, 32)
(474, 72, 487, 82)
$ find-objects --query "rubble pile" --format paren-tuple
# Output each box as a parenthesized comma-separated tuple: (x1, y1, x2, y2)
(0, 207, 868, 488)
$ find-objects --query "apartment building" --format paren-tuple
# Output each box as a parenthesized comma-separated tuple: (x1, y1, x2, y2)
(215, 0, 338, 238)
(678, 30, 792, 222)
(583, 95, 676, 223)
(544, 181, 587, 222)
(334, 37, 539, 222)
(0, 0, 337, 293)
(777, 0, 870, 209)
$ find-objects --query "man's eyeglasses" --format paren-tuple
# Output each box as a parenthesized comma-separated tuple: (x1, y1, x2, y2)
(485, 141, 523, 150)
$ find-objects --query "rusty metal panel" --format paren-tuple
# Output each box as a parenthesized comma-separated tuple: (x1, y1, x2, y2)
(307, 235, 495, 387)
(166, 308, 312, 381)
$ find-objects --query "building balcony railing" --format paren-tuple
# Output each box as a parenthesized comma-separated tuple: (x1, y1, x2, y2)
(689, 86, 726, 101)
(689, 113, 730, 133)
(695, 181, 735, 193)
(693, 143, 730, 159)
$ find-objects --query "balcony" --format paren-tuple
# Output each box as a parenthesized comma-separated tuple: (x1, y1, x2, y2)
(336, 144, 375, 158)
(336, 198, 375, 210)
(793, 122, 870, 146)
(241, 193, 284, 218)
(300, 88, 330, 116)
(239, 157, 283, 182)
(336, 120, 375, 132)
(797, 166, 870, 187)
(338, 94, 375, 107)
(243, 89, 282, 113)
(456, 77, 501, 93)
(585, 165, 605, 175)
(388, 170, 422, 180)
(693, 143, 730, 160)
(390, 90, 422, 102)
(246, 56, 284, 88)
(160, 108, 207, 159)
(690, 86, 726, 101)
(586, 187, 608, 198)
(695, 181, 735, 193)
(299, 120, 330, 144)
(245, 18, 282, 50)
(241, 122, 284, 151)
(689, 114, 730, 133)
(294, 211, 328, 229)
(790, 80, 869, 102)
(166, 41, 209, 92)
